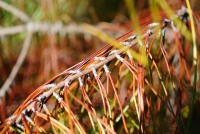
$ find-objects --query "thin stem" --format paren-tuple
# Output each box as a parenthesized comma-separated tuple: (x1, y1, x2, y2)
(0, 32, 32, 100)
(186, 0, 197, 132)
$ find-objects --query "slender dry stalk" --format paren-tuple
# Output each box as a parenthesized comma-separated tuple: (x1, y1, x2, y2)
(0, 31, 32, 98)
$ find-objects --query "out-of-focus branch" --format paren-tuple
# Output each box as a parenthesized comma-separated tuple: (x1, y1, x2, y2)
(0, 25, 25, 36)
(0, 22, 86, 36)
(0, 1, 30, 22)
(0, 31, 32, 99)
(0, 1, 87, 102)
